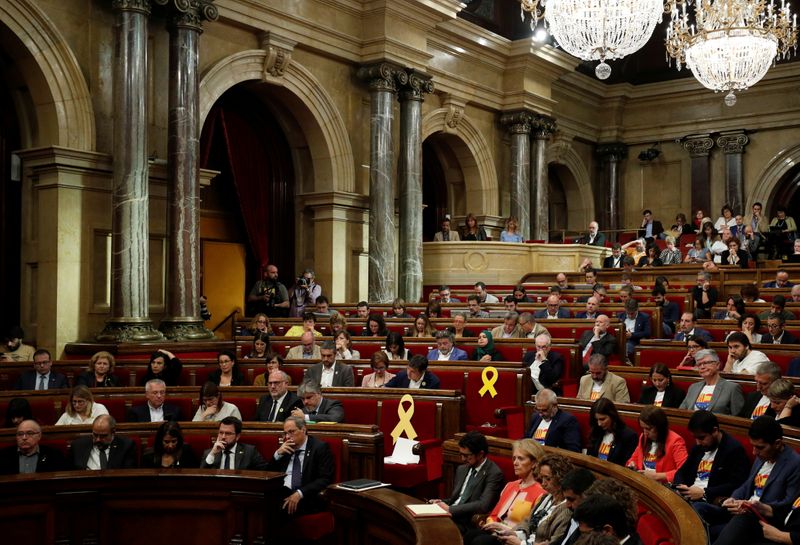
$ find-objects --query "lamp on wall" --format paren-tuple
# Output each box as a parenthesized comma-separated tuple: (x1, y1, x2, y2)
(665, 0, 798, 106)
(519, 0, 665, 79)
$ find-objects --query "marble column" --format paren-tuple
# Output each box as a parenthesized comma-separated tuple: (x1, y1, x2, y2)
(397, 70, 433, 304)
(98, 0, 163, 342)
(681, 135, 714, 219)
(500, 111, 533, 241)
(716, 130, 749, 214)
(597, 143, 628, 240)
(357, 62, 403, 304)
(156, 0, 217, 340)
(531, 116, 557, 241)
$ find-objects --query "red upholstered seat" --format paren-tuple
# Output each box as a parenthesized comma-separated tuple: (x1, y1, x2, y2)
(463, 369, 525, 438)
(29, 398, 64, 426)
(101, 398, 128, 423)
(340, 398, 378, 426)
(294, 512, 335, 541)
(226, 397, 257, 421)
(380, 399, 443, 487)
(637, 512, 674, 545)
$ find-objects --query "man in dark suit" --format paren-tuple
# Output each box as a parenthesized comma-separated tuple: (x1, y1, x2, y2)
(523, 334, 564, 395)
(617, 299, 651, 361)
(431, 431, 504, 534)
(291, 381, 345, 423)
(0, 420, 66, 474)
(637, 209, 664, 242)
(201, 416, 267, 470)
(652, 286, 681, 335)
(674, 312, 713, 343)
(386, 354, 441, 389)
(127, 379, 183, 422)
(14, 348, 68, 390)
(303, 340, 354, 387)
(578, 315, 617, 371)
(526, 389, 582, 452)
(740, 362, 781, 419)
(70, 414, 137, 470)
(582, 221, 606, 247)
(602, 243, 624, 268)
(572, 494, 644, 545)
(268, 415, 335, 517)
(761, 314, 800, 344)
(255, 370, 303, 422)
(534, 295, 571, 320)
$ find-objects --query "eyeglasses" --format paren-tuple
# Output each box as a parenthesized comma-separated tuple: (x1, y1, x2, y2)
(16, 431, 40, 438)
(283, 429, 301, 436)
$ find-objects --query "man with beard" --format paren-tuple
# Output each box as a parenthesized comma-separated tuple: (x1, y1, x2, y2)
(247, 264, 289, 317)
(1, 326, 35, 362)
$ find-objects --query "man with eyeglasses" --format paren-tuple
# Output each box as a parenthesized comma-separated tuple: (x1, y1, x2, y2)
(761, 313, 799, 344)
(679, 349, 745, 415)
(201, 416, 267, 470)
(534, 295, 571, 320)
(255, 370, 303, 422)
(268, 415, 334, 517)
(525, 389, 581, 453)
(14, 348, 68, 390)
(70, 414, 136, 470)
(0, 419, 66, 474)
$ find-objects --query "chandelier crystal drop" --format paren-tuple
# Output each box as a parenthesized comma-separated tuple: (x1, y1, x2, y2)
(665, 0, 798, 106)
(520, 0, 665, 79)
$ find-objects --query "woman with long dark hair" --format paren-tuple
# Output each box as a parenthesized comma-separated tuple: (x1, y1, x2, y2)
(142, 421, 199, 468)
(142, 349, 182, 386)
(638, 363, 686, 408)
(208, 350, 246, 386)
(586, 398, 638, 466)
(626, 406, 688, 483)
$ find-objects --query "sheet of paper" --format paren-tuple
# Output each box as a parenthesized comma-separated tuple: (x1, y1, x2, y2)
(384, 436, 420, 465)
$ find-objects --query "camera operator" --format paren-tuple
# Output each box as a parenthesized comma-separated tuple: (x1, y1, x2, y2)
(247, 264, 290, 317)
(289, 269, 322, 317)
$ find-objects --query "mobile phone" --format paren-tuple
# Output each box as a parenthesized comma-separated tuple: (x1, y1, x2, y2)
(742, 503, 768, 523)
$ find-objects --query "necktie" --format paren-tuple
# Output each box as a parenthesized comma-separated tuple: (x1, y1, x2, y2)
(267, 399, 278, 422)
(456, 468, 477, 505)
(582, 344, 593, 366)
(223, 450, 232, 469)
(291, 449, 304, 489)
(98, 447, 108, 470)
(38, 375, 46, 390)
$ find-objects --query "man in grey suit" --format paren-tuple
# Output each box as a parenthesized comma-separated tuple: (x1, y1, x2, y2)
(303, 340, 354, 387)
(680, 349, 745, 415)
(291, 381, 345, 423)
(201, 416, 268, 470)
(431, 431, 504, 534)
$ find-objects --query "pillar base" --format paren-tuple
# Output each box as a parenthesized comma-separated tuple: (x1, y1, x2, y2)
(96, 318, 165, 342)
(158, 317, 215, 341)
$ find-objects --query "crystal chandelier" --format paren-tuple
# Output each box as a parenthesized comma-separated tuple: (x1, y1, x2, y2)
(665, 0, 798, 106)
(519, 0, 665, 79)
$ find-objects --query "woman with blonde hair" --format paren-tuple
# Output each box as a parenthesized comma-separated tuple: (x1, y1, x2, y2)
(56, 385, 109, 425)
(329, 312, 348, 337)
(248, 313, 273, 336)
(500, 216, 524, 243)
(76, 351, 120, 387)
(408, 313, 436, 338)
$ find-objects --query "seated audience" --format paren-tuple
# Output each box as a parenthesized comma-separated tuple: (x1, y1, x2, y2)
(540, 468, 598, 545)
(361, 352, 395, 388)
(1, 326, 35, 362)
(386, 354, 441, 389)
(759, 295, 797, 321)
(128, 379, 183, 422)
(463, 212, 489, 241)
(0, 419, 66, 474)
(14, 348, 68, 390)
(500, 216, 524, 243)
(676, 336, 709, 370)
(76, 351, 120, 387)
(721, 237, 749, 268)
(524, 334, 564, 395)
(638, 363, 686, 408)
(475, 281, 500, 304)
(427, 330, 468, 361)
(56, 385, 109, 425)
(674, 312, 713, 343)
(578, 315, 617, 369)
(142, 421, 199, 468)
(622, 239, 646, 264)
(449, 313, 475, 338)
(768, 379, 800, 428)
(329, 311, 347, 337)
(659, 236, 682, 265)
(518, 312, 550, 339)
(764, 269, 794, 289)
(247, 313, 274, 336)
(390, 297, 412, 319)
(722, 332, 770, 374)
(408, 313, 436, 337)
(141, 349, 182, 387)
(304, 340, 354, 387)
(714, 296, 745, 321)
(254, 370, 302, 423)
(192, 382, 242, 422)
(70, 415, 136, 470)
(291, 381, 345, 423)
(575, 297, 602, 320)
(434, 216, 460, 241)
(740, 361, 782, 419)
(691, 271, 718, 319)
(571, 494, 638, 545)
(3, 398, 32, 428)
(242, 331, 270, 360)
(201, 416, 267, 470)
(208, 350, 246, 386)
(356, 300, 370, 319)
(741, 283, 766, 303)
(618, 299, 651, 361)
(761, 313, 799, 344)
(314, 295, 332, 316)
(473, 330, 502, 362)
(637, 243, 662, 268)
(362, 313, 389, 337)
(334, 330, 360, 360)
(603, 244, 624, 268)
(577, 354, 630, 404)
(437, 285, 460, 303)
(384, 331, 410, 361)
(286, 331, 321, 360)
(731, 313, 763, 345)
(285, 311, 322, 338)
(425, 300, 442, 318)
(491, 312, 523, 339)
(467, 296, 490, 320)
(768, 208, 798, 258)
(685, 238, 711, 263)
(535, 295, 571, 319)
(525, 389, 581, 452)
(679, 349, 745, 415)
(652, 286, 680, 335)
(513, 284, 533, 303)
(583, 221, 605, 246)
(638, 209, 664, 242)
(253, 353, 289, 387)
(587, 399, 638, 466)
(626, 406, 688, 483)
(715, 204, 737, 231)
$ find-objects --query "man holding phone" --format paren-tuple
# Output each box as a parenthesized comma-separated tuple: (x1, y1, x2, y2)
(201, 416, 267, 470)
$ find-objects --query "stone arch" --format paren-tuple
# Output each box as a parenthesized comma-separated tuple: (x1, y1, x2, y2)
(198, 50, 355, 193)
(548, 137, 594, 230)
(749, 143, 800, 210)
(0, 0, 95, 150)
(421, 108, 499, 216)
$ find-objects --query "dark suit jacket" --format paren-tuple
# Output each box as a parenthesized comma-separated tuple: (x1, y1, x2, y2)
(202, 442, 268, 470)
(255, 392, 304, 422)
(75, 371, 120, 388)
(0, 444, 67, 474)
(603, 255, 623, 268)
(127, 403, 183, 423)
(673, 431, 750, 503)
(731, 445, 800, 511)
(525, 409, 582, 453)
(303, 397, 345, 423)
(14, 370, 69, 390)
(674, 328, 713, 343)
(587, 426, 638, 466)
(616, 311, 651, 344)
(577, 331, 617, 359)
(720, 249, 750, 268)
(70, 435, 137, 470)
(533, 308, 571, 319)
(638, 221, 664, 239)
(522, 351, 564, 395)
(304, 362, 355, 387)
(445, 458, 505, 524)
(740, 391, 776, 419)
(583, 233, 606, 247)
(267, 435, 334, 513)
(385, 370, 441, 389)
(638, 385, 686, 408)
(660, 302, 681, 330)
(761, 330, 800, 344)
(208, 368, 247, 386)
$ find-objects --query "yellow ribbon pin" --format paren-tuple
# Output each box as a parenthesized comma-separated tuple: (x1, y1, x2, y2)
(390, 394, 418, 444)
(479, 366, 498, 398)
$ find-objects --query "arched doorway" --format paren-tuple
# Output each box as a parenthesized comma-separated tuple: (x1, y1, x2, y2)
(768, 163, 800, 218)
(548, 165, 568, 241)
(422, 136, 460, 240)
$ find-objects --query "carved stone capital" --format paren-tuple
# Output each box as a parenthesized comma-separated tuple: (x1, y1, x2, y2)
(154, 0, 218, 31)
(442, 94, 466, 131)
(259, 32, 297, 78)
(531, 115, 557, 139)
(500, 111, 534, 135)
(398, 70, 434, 102)
(158, 318, 215, 341)
(597, 142, 628, 162)
(112, 0, 152, 15)
(96, 319, 164, 342)
(357, 62, 404, 93)
(716, 131, 749, 154)
(682, 135, 714, 158)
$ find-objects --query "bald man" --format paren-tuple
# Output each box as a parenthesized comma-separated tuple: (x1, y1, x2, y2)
(585, 221, 606, 247)
(0, 419, 66, 474)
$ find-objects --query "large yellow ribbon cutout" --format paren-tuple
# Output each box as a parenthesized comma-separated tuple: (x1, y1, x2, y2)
(390, 394, 418, 444)
(479, 366, 498, 398)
